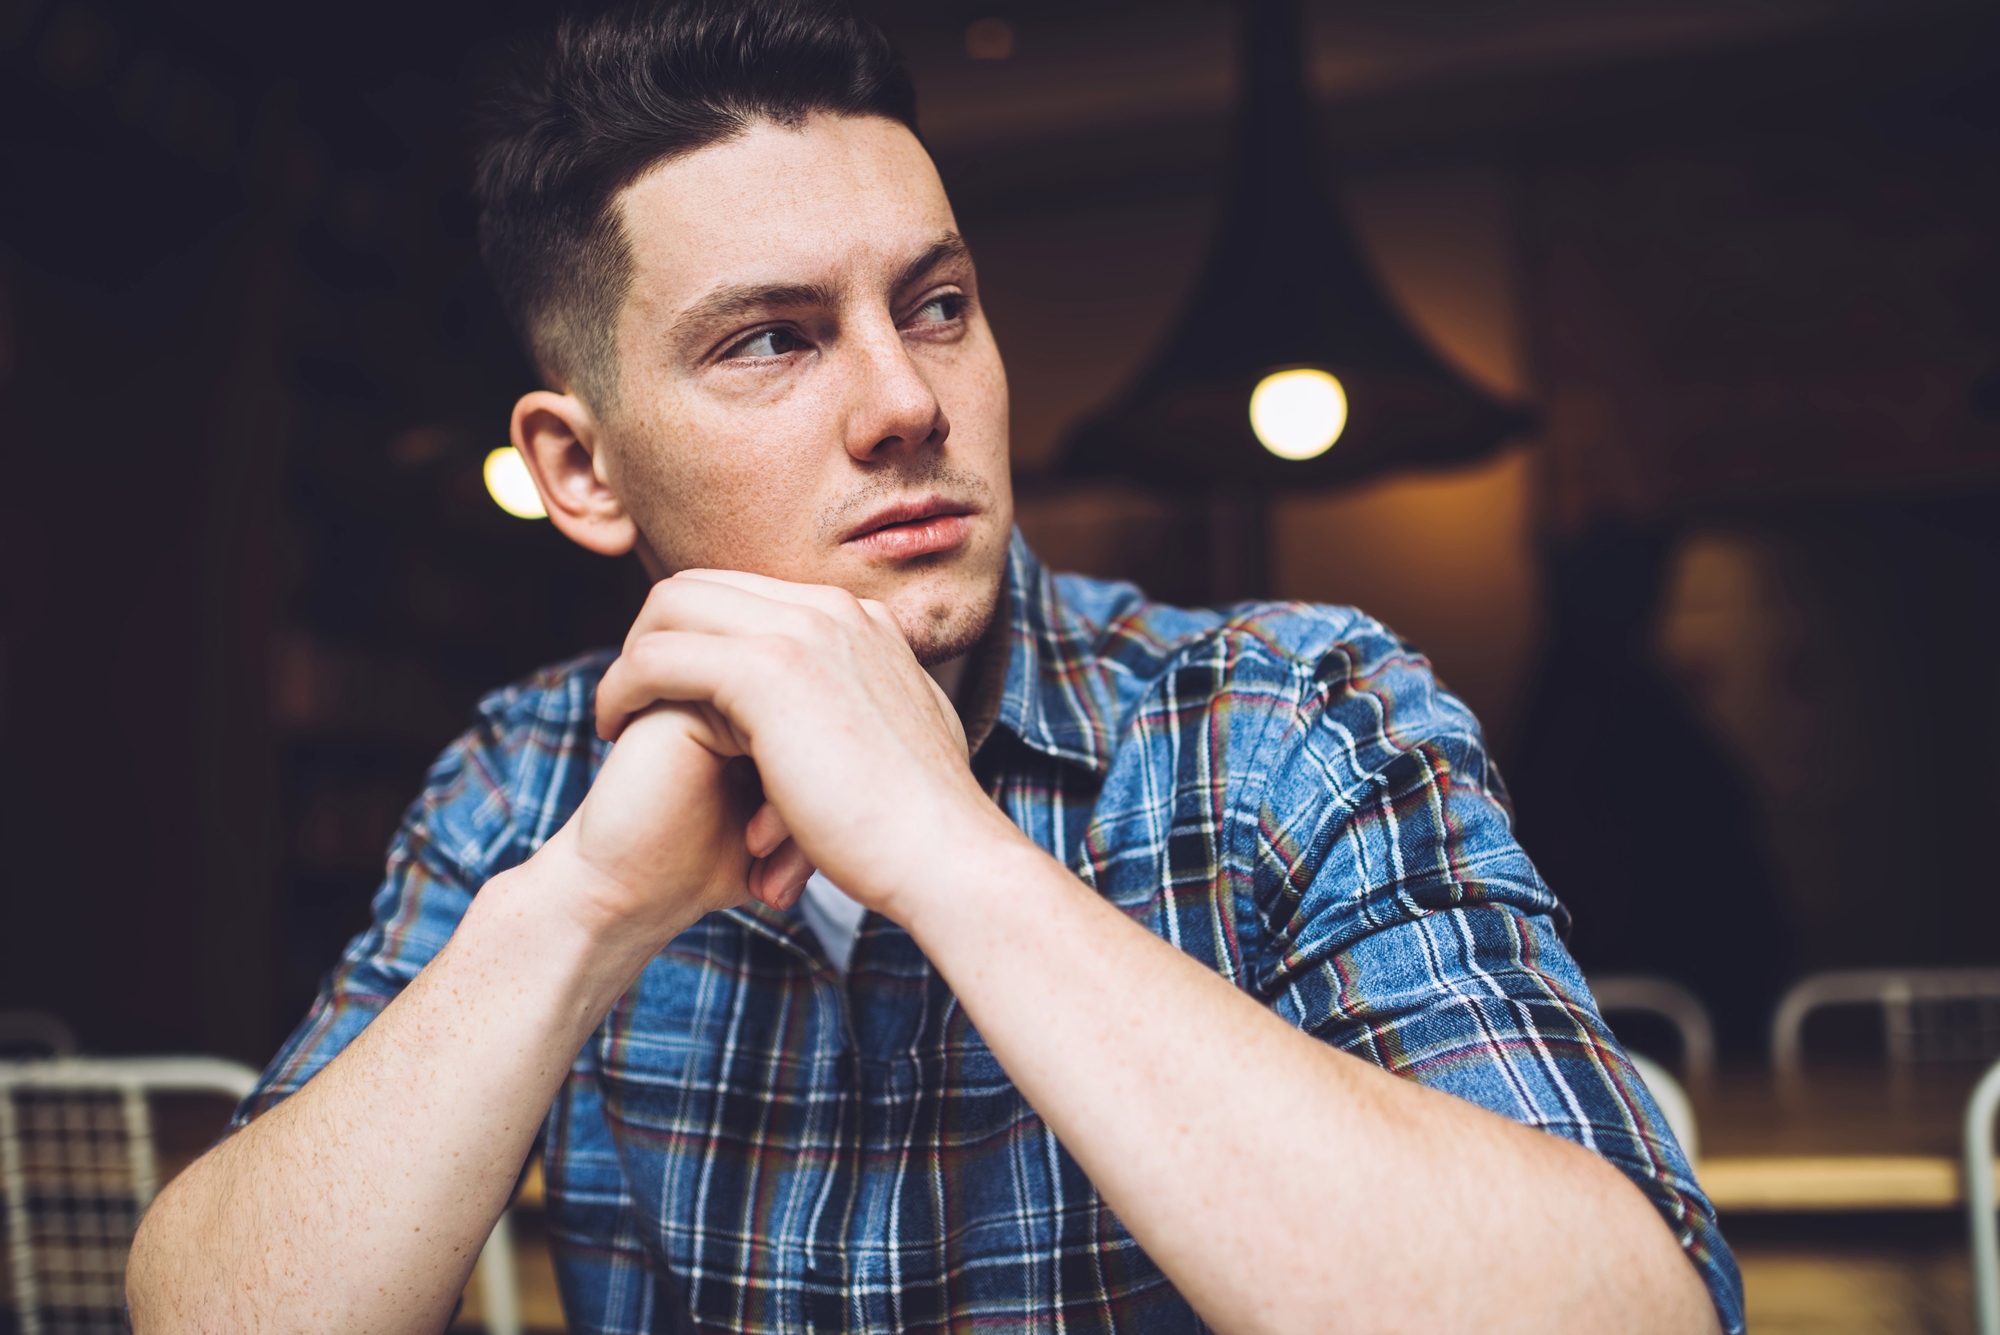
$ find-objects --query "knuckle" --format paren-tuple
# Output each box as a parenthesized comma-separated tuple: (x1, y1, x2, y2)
(799, 583, 858, 619)
(762, 633, 813, 676)
(791, 605, 838, 641)
(763, 632, 808, 665)
(626, 634, 679, 682)
(824, 591, 872, 633)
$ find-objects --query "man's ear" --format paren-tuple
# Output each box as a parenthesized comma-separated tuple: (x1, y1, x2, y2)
(510, 390, 637, 558)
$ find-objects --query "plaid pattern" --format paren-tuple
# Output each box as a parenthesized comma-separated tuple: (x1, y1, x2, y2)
(1, 1091, 141, 1335)
(239, 531, 1744, 1333)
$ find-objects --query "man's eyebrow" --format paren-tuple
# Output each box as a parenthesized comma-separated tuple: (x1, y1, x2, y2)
(669, 232, 972, 345)
(893, 231, 974, 294)
(672, 281, 839, 341)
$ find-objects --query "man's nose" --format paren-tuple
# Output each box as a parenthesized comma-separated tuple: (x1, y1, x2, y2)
(843, 326, 950, 463)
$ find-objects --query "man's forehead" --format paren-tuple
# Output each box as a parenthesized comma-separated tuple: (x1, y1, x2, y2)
(617, 115, 957, 314)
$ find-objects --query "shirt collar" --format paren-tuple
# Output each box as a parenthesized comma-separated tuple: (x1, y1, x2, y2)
(727, 531, 1115, 958)
(983, 529, 1117, 778)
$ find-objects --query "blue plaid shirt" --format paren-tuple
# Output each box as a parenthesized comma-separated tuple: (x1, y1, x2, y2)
(239, 531, 1743, 1333)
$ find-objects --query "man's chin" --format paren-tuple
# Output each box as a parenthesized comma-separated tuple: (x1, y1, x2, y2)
(872, 563, 1003, 667)
(845, 526, 1007, 666)
(905, 607, 994, 667)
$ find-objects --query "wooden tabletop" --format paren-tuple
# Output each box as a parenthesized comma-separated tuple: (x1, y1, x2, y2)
(1690, 1066, 1989, 1212)
(156, 1067, 2000, 1217)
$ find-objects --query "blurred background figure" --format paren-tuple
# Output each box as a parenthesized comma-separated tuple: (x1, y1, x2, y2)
(3, 0, 1999, 1330)
(1508, 521, 1795, 1059)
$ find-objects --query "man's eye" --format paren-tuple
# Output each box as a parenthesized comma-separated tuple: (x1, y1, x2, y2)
(728, 328, 806, 359)
(911, 294, 966, 326)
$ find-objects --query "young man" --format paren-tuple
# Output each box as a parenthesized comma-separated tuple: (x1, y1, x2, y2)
(128, 3, 1741, 1331)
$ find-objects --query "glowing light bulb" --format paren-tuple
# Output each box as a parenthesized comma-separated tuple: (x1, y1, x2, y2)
(483, 447, 548, 519)
(1249, 368, 1347, 460)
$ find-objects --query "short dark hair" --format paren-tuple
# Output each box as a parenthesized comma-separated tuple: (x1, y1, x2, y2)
(472, 0, 918, 408)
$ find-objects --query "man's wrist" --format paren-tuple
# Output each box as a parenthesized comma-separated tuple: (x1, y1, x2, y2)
(885, 800, 1068, 944)
(466, 832, 697, 1020)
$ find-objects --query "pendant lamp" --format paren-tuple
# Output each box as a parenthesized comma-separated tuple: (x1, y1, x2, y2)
(1057, 0, 1535, 599)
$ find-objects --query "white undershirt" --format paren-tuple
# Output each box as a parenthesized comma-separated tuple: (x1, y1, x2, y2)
(798, 871, 867, 975)
(795, 655, 965, 976)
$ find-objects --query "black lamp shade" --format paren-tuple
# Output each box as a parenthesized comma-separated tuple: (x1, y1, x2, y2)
(1059, 0, 1535, 495)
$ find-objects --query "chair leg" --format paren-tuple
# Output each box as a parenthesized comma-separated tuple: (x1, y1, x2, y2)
(1966, 1060, 2000, 1335)
(0, 1091, 42, 1335)
(475, 1208, 524, 1335)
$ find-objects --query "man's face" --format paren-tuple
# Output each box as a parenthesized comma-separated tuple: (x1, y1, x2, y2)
(597, 114, 1012, 665)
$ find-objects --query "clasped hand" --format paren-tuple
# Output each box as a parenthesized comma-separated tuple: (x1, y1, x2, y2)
(540, 569, 994, 947)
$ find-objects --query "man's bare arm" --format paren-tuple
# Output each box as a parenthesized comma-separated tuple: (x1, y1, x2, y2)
(127, 857, 626, 1332)
(134, 562, 1721, 1334)
(594, 569, 1723, 1335)
(905, 838, 1722, 1335)
(126, 706, 813, 1334)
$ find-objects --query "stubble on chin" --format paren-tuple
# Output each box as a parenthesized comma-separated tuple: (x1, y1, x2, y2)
(816, 457, 1008, 667)
(617, 444, 1010, 664)
(898, 567, 1003, 667)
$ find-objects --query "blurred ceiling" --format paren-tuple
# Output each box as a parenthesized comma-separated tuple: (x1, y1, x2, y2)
(853, 0, 1997, 228)
(6, 0, 1989, 280)
(883, 0, 1974, 152)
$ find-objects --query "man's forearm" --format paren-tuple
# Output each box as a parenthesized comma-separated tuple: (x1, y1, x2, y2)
(901, 829, 1720, 1335)
(127, 844, 664, 1334)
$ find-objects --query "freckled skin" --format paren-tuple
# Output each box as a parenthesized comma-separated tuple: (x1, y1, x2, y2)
(596, 115, 1013, 664)
(125, 111, 1722, 1335)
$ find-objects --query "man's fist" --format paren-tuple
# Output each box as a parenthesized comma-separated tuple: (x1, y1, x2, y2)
(588, 569, 1003, 929)
(544, 699, 814, 946)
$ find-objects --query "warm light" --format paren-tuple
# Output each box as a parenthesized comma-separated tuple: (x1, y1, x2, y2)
(483, 447, 547, 519)
(1249, 368, 1347, 460)
(964, 17, 1015, 59)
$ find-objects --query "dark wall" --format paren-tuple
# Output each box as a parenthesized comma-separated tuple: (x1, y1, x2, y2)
(2, 0, 1997, 1065)
(1502, 10, 2000, 1042)
(0, 0, 645, 1061)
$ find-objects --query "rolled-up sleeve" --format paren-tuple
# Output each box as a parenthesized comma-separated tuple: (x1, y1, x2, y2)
(1248, 622, 1745, 1333)
(231, 652, 612, 1128)
(229, 750, 486, 1128)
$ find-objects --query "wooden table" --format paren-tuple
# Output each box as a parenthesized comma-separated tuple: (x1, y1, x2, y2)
(464, 1069, 2000, 1216)
(1693, 1066, 1989, 1212)
(160, 1067, 1991, 1217)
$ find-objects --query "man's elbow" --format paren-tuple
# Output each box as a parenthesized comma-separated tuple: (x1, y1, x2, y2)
(126, 1155, 236, 1334)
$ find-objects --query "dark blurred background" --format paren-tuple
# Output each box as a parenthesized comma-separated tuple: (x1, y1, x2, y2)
(1, 0, 1997, 1070)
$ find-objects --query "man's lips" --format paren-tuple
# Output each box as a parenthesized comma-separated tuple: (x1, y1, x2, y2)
(841, 496, 978, 561)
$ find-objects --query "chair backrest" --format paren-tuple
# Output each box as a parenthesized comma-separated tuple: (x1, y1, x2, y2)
(1628, 1052, 1700, 1163)
(0, 1056, 260, 1335)
(1588, 975, 1717, 1090)
(0, 1015, 78, 1061)
(1966, 1059, 2000, 1335)
(1772, 968, 2000, 1079)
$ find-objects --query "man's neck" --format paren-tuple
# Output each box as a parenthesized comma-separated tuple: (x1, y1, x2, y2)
(927, 655, 968, 705)
(935, 610, 1012, 759)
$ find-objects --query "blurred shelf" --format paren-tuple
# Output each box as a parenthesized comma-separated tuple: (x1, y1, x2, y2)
(456, 1207, 566, 1334)
(1700, 1066, 1982, 1158)
(1737, 1242, 1971, 1335)
(1701, 1154, 1985, 1213)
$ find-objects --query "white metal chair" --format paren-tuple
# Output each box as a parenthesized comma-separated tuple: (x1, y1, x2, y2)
(0, 1055, 527, 1335)
(0, 1056, 259, 1335)
(1967, 1058, 2000, 1335)
(1627, 1052, 1700, 1163)
(1772, 968, 2000, 1079)
(474, 1207, 524, 1335)
(1589, 975, 1717, 1091)
(0, 1015, 78, 1060)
